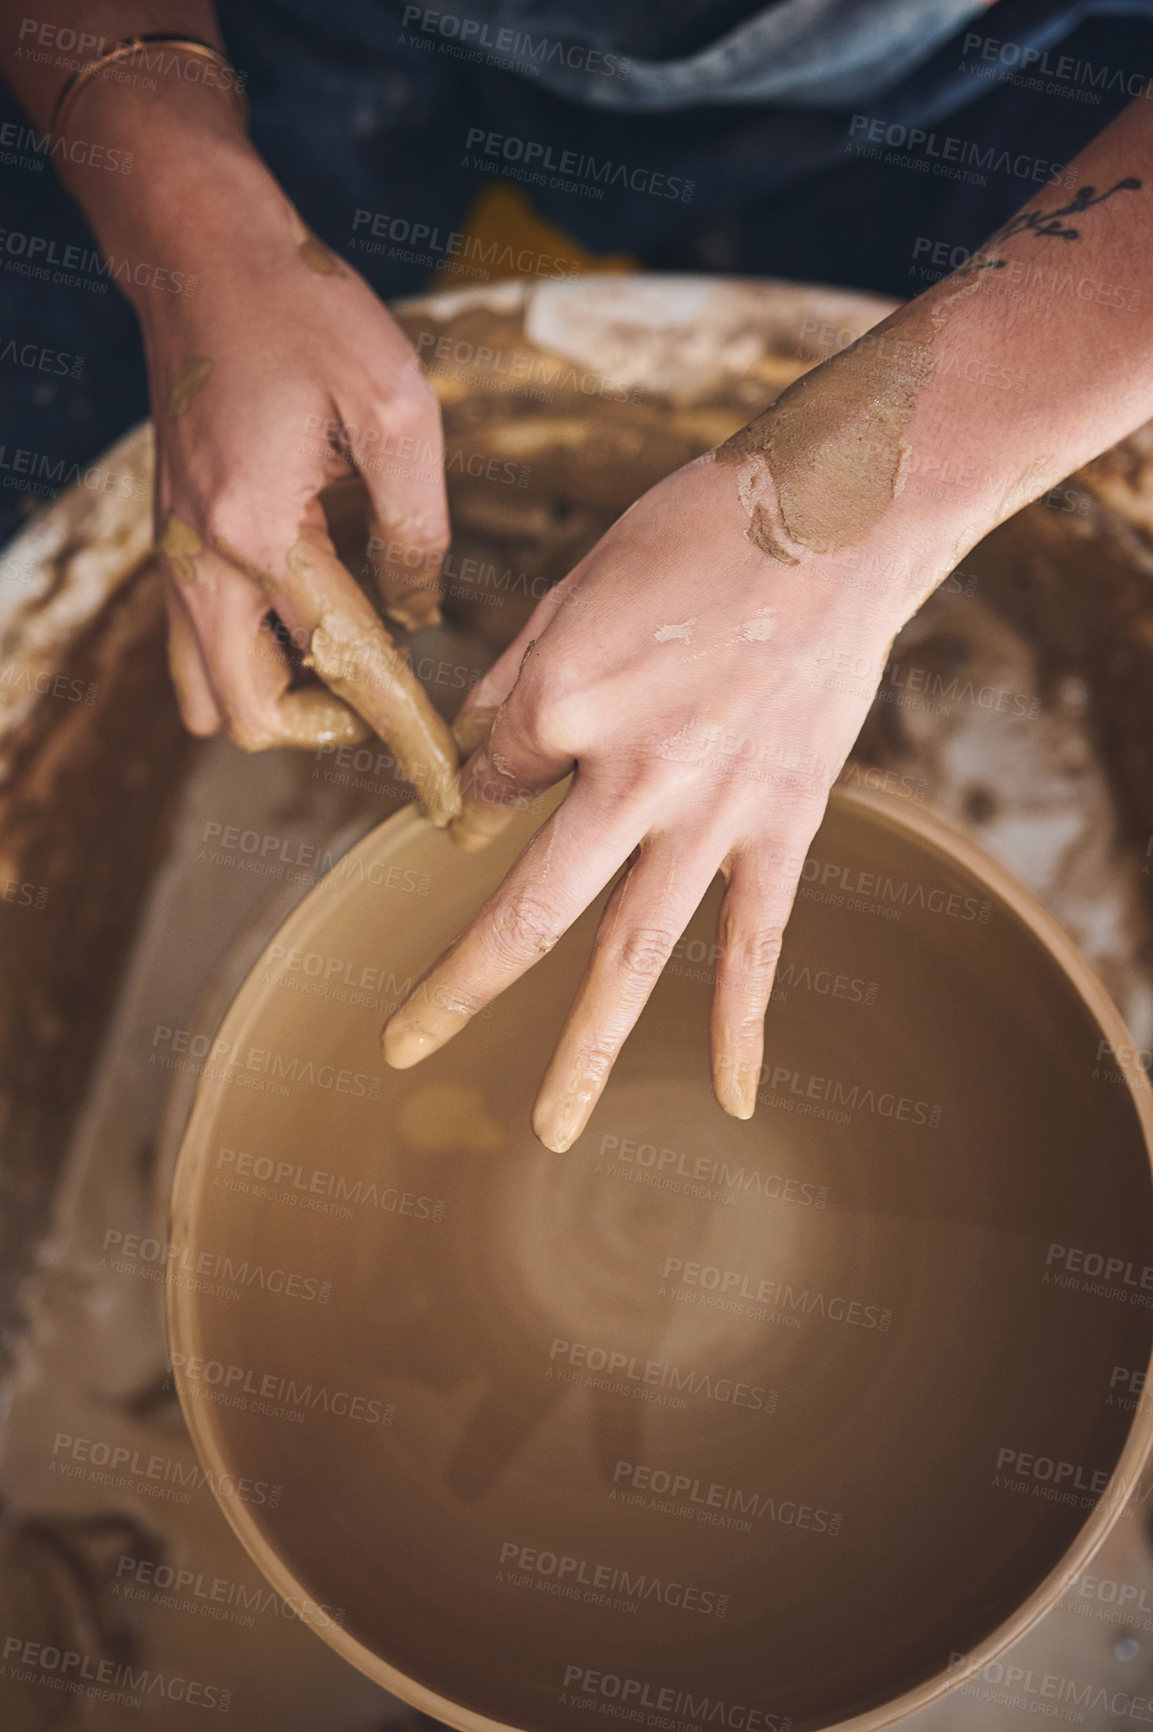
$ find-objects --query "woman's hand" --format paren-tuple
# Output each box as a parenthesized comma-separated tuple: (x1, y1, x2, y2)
(382, 452, 926, 1149)
(62, 70, 461, 820)
(142, 171, 459, 818)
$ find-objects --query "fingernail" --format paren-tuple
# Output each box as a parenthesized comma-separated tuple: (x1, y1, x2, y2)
(381, 1019, 437, 1069)
(532, 1097, 587, 1153)
(715, 1061, 757, 1120)
(533, 1069, 600, 1152)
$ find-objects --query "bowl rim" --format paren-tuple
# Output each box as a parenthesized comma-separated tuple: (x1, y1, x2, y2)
(167, 782, 1153, 1732)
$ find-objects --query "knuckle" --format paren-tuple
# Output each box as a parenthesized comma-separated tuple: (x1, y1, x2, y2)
(616, 925, 676, 981)
(572, 1038, 617, 1088)
(383, 379, 441, 442)
(720, 925, 784, 986)
(513, 684, 578, 758)
(204, 493, 269, 567)
(488, 892, 562, 965)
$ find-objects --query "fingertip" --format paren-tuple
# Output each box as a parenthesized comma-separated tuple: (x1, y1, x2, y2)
(449, 800, 512, 852)
(531, 1102, 576, 1154)
(381, 1019, 432, 1069)
(713, 1062, 758, 1120)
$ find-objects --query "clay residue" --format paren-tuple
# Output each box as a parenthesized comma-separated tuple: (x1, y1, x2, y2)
(300, 233, 337, 276)
(737, 607, 777, 643)
(717, 279, 982, 559)
(168, 357, 213, 418)
(156, 511, 203, 585)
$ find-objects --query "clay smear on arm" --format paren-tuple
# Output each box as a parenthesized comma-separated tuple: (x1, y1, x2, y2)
(168, 357, 214, 418)
(715, 279, 984, 561)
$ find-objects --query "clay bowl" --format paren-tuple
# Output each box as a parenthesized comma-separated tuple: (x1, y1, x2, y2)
(167, 781, 1153, 1732)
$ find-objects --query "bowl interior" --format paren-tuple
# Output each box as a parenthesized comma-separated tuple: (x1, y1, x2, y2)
(168, 789, 1153, 1732)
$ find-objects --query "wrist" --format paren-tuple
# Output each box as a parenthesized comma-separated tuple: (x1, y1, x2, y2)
(56, 55, 265, 307)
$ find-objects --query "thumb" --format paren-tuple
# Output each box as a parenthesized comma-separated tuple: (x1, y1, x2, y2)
(452, 570, 578, 755)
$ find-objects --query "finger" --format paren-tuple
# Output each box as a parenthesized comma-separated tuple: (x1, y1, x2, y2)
(382, 778, 643, 1071)
(359, 379, 449, 631)
(532, 838, 719, 1153)
(452, 681, 574, 854)
(212, 519, 461, 822)
(195, 551, 370, 751)
(453, 571, 580, 751)
(162, 526, 368, 751)
(710, 824, 821, 1121)
(164, 583, 221, 737)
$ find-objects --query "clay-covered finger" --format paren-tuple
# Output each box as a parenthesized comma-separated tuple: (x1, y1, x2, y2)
(531, 841, 718, 1152)
(215, 524, 460, 822)
(172, 543, 368, 751)
(382, 781, 640, 1071)
(360, 382, 450, 630)
(164, 583, 222, 737)
(709, 827, 820, 1120)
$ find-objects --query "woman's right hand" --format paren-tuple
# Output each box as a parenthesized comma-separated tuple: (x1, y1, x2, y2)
(74, 70, 461, 820)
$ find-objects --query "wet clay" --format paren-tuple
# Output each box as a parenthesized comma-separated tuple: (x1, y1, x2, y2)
(210, 532, 460, 819)
(286, 538, 461, 826)
(156, 509, 203, 584)
(168, 356, 214, 418)
(716, 282, 977, 560)
(300, 233, 338, 276)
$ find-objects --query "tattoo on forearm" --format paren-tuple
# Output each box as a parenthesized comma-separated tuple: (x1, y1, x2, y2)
(966, 177, 1143, 274)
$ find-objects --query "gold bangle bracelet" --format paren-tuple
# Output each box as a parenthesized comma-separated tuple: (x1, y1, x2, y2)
(50, 33, 248, 147)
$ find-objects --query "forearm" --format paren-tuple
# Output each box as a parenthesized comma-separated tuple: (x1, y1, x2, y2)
(0, 1, 271, 317)
(724, 94, 1153, 618)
